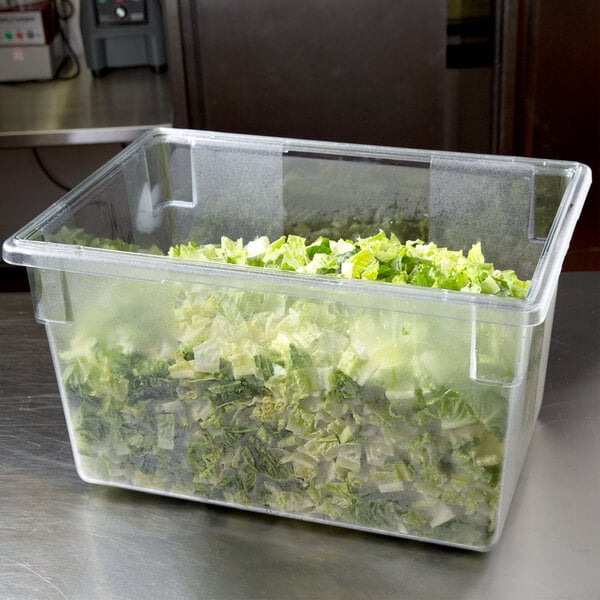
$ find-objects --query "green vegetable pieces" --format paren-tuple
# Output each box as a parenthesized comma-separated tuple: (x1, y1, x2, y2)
(55, 228, 524, 548)
(169, 231, 530, 298)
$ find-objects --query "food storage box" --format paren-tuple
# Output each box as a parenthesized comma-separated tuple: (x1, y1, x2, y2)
(3, 129, 591, 551)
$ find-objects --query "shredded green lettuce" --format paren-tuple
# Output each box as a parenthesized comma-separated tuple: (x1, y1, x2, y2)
(51, 227, 529, 548)
(169, 231, 530, 298)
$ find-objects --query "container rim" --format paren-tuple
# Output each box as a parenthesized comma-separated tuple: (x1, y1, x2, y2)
(2, 128, 592, 327)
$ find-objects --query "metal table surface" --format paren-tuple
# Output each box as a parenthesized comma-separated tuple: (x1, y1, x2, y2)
(0, 67, 172, 148)
(1, 272, 599, 600)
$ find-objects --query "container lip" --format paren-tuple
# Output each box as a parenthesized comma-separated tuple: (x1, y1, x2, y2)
(140, 126, 591, 170)
(2, 127, 592, 325)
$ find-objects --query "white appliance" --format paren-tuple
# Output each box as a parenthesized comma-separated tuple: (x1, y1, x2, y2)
(0, 0, 65, 81)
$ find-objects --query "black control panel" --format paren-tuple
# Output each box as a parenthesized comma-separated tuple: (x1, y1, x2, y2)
(94, 0, 147, 26)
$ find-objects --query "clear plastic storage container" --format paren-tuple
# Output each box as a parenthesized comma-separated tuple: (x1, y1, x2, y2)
(3, 129, 591, 550)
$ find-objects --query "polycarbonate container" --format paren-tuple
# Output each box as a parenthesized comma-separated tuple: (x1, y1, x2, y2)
(3, 129, 591, 551)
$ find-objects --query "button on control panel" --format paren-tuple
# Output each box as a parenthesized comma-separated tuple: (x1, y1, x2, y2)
(0, 12, 47, 46)
(95, 0, 147, 26)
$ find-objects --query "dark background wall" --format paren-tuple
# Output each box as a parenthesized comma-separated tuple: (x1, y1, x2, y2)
(510, 0, 599, 269)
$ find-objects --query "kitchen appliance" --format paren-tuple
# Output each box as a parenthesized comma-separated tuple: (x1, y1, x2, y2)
(80, 0, 166, 77)
(0, 0, 65, 82)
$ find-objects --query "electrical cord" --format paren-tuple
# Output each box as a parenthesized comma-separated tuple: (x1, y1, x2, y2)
(32, 148, 72, 192)
(54, 0, 81, 81)
(54, 0, 75, 19)
(55, 26, 81, 80)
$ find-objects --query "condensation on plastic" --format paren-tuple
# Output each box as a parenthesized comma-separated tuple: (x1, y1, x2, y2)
(92, 136, 287, 252)
(429, 156, 538, 277)
(168, 137, 286, 245)
(281, 154, 429, 238)
(428, 157, 542, 387)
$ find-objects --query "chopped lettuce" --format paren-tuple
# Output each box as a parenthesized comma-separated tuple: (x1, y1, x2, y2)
(169, 232, 530, 298)
(52, 227, 525, 548)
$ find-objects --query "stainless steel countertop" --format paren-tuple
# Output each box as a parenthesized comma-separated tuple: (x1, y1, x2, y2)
(0, 67, 172, 147)
(1, 271, 599, 600)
